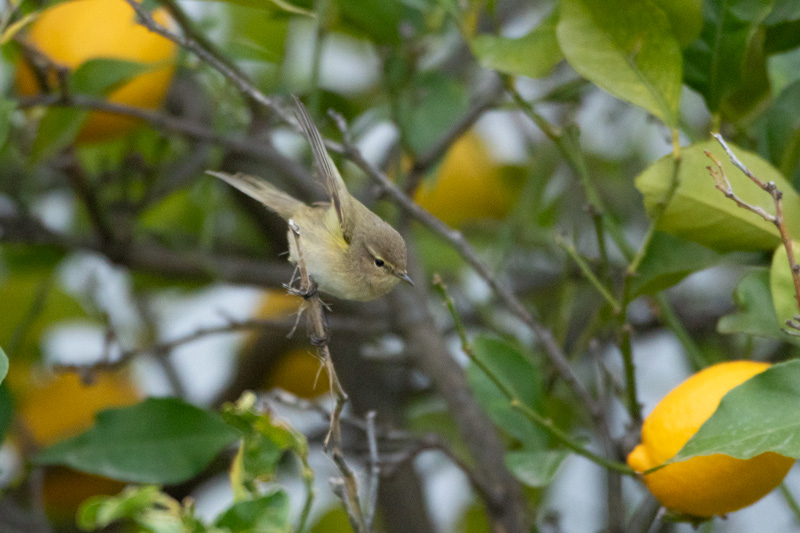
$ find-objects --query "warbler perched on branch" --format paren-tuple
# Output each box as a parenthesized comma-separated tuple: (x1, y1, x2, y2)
(208, 96, 412, 301)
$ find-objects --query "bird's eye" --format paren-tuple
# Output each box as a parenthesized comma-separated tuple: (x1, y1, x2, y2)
(374, 258, 385, 268)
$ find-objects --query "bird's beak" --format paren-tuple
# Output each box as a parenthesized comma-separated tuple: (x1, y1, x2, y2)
(396, 271, 414, 286)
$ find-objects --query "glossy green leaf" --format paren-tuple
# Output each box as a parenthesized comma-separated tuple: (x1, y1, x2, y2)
(718, 269, 793, 341)
(31, 108, 89, 163)
(770, 241, 800, 327)
(764, 0, 800, 55)
(630, 231, 721, 296)
(635, 140, 800, 252)
(683, 0, 772, 113)
(650, 0, 703, 47)
(215, 490, 290, 533)
(673, 359, 800, 461)
(466, 336, 546, 448)
(470, 12, 563, 79)
(71, 58, 153, 97)
(36, 398, 240, 484)
(505, 449, 568, 488)
(557, 0, 682, 126)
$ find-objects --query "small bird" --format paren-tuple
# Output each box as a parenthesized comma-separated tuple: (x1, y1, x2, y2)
(207, 96, 412, 301)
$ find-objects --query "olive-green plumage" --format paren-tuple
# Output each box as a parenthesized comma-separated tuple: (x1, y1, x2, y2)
(208, 97, 411, 301)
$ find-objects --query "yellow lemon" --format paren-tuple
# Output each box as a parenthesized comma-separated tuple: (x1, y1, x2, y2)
(6, 365, 141, 519)
(627, 361, 794, 517)
(15, 0, 177, 142)
(414, 131, 517, 227)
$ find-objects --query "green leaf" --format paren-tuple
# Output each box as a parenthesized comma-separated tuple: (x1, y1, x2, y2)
(556, 0, 682, 126)
(765, 0, 800, 25)
(466, 336, 546, 448)
(718, 269, 793, 341)
(222, 392, 309, 499)
(0, 384, 12, 442)
(0, 98, 16, 151)
(755, 79, 800, 180)
(225, 4, 290, 63)
(0, 346, 7, 385)
(683, 0, 773, 113)
(70, 58, 153, 97)
(0, 271, 90, 360)
(201, 0, 312, 16)
(505, 449, 568, 488)
(35, 398, 240, 484)
(635, 140, 800, 252)
(673, 359, 800, 461)
(30, 107, 89, 163)
(470, 12, 563, 79)
(770, 241, 800, 327)
(650, 0, 703, 47)
(214, 490, 290, 533)
(78, 486, 166, 529)
(630, 232, 721, 296)
(397, 73, 469, 156)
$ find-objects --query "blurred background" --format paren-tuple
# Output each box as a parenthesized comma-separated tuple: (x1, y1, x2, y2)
(2, 0, 800, 531)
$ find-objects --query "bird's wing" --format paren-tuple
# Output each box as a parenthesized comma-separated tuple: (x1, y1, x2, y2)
(292, 95, 355, 243)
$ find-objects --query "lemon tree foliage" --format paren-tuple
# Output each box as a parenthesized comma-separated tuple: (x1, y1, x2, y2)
(557, 0, 683, 126)
(5, 0, 800, 531)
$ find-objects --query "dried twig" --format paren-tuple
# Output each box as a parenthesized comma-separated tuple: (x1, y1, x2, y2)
(705, 134, 800, 327)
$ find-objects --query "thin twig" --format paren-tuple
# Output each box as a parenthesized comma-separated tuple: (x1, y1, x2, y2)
(0, 212, 293, 287)
(555, 232, 621, 314)
(364, 411, 380, 532)
(706, 134, 800, 318)
(286, 220, 348, 450)
(432, 275, 635, 476)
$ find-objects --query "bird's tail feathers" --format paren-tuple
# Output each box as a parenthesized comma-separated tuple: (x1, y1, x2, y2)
(206, 171, 302, 219)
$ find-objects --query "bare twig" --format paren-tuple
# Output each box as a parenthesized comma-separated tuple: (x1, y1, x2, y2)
(706, 134, 800, 319)
(364, 411, 380, 532)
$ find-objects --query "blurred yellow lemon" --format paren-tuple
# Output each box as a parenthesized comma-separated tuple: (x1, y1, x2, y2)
(6, 365, 141, 519)
(15, 0, 177, 142)
(627, 361, 794, 517)
(414, 131, 517, 227)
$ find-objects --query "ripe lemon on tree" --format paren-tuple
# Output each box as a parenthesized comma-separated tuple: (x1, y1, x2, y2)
(413, 131, 519, 228)
(627, 361, 795, 518)
(15, 0, 178, 142)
